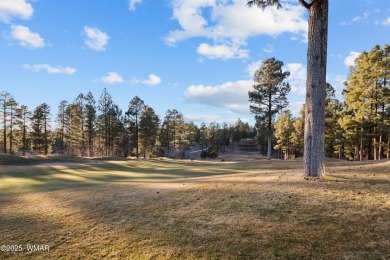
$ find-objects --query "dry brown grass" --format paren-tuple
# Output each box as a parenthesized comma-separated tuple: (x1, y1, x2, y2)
(0, 157, 389, 259)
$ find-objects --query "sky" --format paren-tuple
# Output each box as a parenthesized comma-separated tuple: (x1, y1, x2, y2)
(0, 0, 390, 125)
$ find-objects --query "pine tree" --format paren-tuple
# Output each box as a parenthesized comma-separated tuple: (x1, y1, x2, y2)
(31, 103, 51, 154)
(324, 84, 343, 158)
(126, 96, 145, 158)
(342, 45, 390, 160)
(162, 109, 185, 158)
(0, 91, 12, 153)
(15, 105, 31, 156)
(248, 57, 290, 160)
(8, 97, 18, 154)
(84, 91, 96, 157)
(274, 110, 293, 160)
(139, 106, 159, 158)
(97, 88, 113, 156)
(56, 100, 68, 155)
(291, 104, 305, 157)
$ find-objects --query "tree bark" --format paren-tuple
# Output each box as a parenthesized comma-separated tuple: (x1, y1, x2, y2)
(304, 0, 328, 177)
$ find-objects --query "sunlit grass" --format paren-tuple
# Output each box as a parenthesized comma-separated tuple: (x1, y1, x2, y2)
(0, 156, 389, 259)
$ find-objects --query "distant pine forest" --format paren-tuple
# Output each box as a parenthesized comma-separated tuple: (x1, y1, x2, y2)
(1, 44, 389, 161)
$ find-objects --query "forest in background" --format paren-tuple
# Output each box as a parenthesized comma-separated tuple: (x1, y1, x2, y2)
(0, 44, 389, 161)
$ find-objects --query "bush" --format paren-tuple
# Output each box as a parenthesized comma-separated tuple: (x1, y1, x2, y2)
(200, 148, 218, 159)
(209, 150, 218, 159)
(200, 150, 209, 159)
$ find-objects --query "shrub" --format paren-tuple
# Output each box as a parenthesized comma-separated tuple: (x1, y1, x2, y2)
(200, 150, 209, 159)
(209, 150, 218, 159)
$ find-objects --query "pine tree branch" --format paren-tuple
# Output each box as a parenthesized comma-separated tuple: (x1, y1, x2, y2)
(298, 0, 314, 10)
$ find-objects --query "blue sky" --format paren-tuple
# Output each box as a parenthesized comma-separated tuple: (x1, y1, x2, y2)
(0, 0, 389, 125)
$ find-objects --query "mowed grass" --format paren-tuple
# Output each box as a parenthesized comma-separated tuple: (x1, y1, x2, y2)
(0, 156, 390, 259)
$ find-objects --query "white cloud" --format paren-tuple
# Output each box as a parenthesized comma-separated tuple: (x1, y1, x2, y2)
(263, 44, 274, 53)
(23, 64, 76, 74)
(184, 80, 252, 114)
(0, 0, 33, 23)
(143, 74, 161, 86)
(8, 25, 45, 48)
(131, 74, 162, 86)
(84, 26, 109, 51)
(283, 63, 307, 95)
(197, 43, 249, 60)
(352, 11, 371, 22)
(183, 60, 308, 115)
(382, 17, 390, 26)
(101, 72, 124, 84)
(184, 113, 221, 123)
(289, 101, 305, 117)
(165, 0, 307, 59)
(246, 60, 262, 78)
(344, 51, 360, 67)
(128, 0, 142, 11)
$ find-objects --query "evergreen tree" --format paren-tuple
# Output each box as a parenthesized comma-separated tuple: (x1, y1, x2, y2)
(342, 45, 390, 160)
(56, 100, 68, 154)
(0, 91, 12, 153)
(126, 96, 146, 158)
(162, 109, 185, 157)
(199, 122, 209, 151)
(324, 84, 343, 158)
(15, 105, 31, 156)
(139, 106, 159, 158)
(84, 91, 96, 156)
(290, 104, 305, 157)
(248, 57, 290, 160)
(8, 97, 18, 154)
(97, 88, 113, 156)
(31, 103, 51, 154)
(274, 110, 293, 160)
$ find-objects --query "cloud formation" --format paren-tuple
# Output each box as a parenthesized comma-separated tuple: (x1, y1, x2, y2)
(23, 64, 76, 74)
(263, 44, 274, 53)
(184, 60, 308, 114)
(84, 26, 109, 51)
(165, 0, 307, 59)
(8, 25, 45, 48)
(184, 80, 252, 114)
(101, 72, 124, 84)
(283, 63, 306, 95)
(128, 0, 142, 11)
(143, 74, 161, 86)
(0, 0, 33, 23)
(344, 51, 360, 67)
(132, 74, 162, 86)
(184, 113, 221, 123)
(197, 43, 249, 60)
(382, 17, 390, 26)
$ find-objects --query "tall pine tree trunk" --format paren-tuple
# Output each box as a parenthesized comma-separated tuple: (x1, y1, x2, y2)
(304, 0, 328, 177)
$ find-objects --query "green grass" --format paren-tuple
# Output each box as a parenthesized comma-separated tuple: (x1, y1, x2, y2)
(0, 156, 390, 259)
(0, 154, 90, 165)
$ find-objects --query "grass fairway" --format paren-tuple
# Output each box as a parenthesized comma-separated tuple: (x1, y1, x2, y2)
(1, 156, 390, 259)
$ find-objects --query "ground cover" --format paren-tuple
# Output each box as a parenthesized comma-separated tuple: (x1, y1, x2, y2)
(0, 155, 389, 259)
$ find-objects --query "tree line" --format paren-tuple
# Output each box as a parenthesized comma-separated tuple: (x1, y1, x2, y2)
(3, 44, 388, 161)
(269, 44, 390, 161)
(0, 89, 256, 158)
